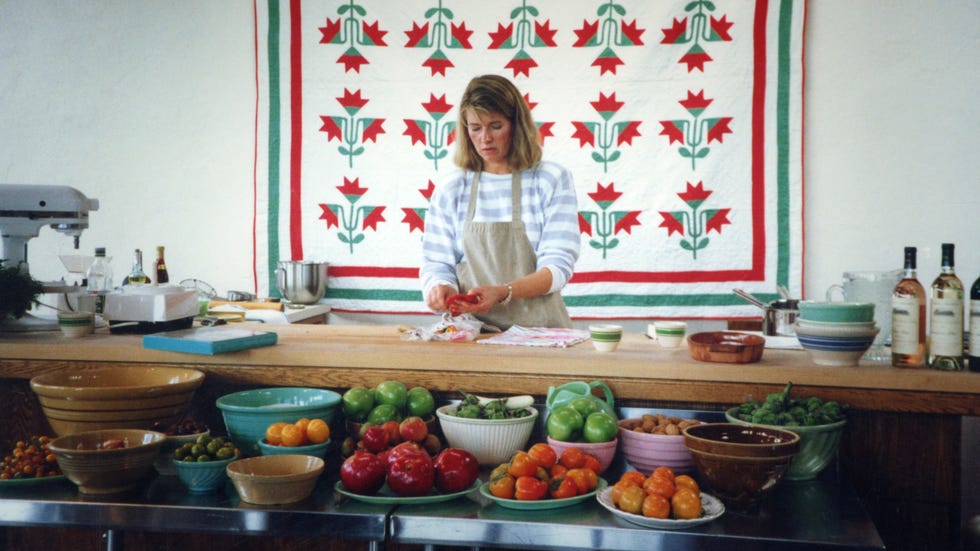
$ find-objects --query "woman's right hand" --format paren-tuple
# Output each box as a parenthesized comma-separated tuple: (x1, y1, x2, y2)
(426, 284, 457, 312)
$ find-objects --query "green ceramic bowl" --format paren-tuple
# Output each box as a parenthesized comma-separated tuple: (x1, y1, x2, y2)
(798, 301, 875, 323)
(216, 388, 341, 457)
(173, 454, 238, 493)
(725, 407, 846, 480)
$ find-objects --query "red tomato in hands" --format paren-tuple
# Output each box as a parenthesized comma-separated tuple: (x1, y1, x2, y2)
(340, 451, 386, 495)
(445, 293, 479, 315)
(387, 452, 435, 497)
(432, 448, 479, 493)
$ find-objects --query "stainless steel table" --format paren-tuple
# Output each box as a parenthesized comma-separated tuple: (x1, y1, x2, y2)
(0, 408, 884, 550)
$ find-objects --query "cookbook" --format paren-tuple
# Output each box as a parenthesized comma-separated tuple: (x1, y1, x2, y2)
(142, 327, 278, 355)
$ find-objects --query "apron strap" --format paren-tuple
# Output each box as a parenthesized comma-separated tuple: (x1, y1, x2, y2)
(465, 171, 523, 222)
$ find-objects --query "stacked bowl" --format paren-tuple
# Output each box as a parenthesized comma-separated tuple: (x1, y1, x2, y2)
(794, 301, 879, 366)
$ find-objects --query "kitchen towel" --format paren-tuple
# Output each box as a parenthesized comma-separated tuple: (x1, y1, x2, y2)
(253, 0, 804, 319)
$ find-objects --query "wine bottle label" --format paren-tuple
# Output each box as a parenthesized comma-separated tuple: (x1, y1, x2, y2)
(970, 299, 980, 356)
(892, 297, 921, 355)
(930, 297, 964, 356)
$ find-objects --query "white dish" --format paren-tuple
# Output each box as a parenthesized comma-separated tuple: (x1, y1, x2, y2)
(596, 487, 725, 530)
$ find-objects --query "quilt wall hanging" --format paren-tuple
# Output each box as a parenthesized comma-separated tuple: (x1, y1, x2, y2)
(253, 0, 805, 319)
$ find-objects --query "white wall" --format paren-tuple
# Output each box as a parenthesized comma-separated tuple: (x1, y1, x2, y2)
(2, 1, 978, 317)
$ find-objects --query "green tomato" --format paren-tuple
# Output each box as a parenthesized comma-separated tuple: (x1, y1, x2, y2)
(546, 406, 584, 442)
(583, 411, 619, 443)
(342, 386, 375, 421)
(366, 403, 402, 425)
(568, 396, 600, 418)
(406, 386, 435, 418)
(374, 380, 408, 410)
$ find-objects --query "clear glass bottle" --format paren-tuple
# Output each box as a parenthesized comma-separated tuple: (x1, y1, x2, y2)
(155, 246, 169, 284)
(892, 247, 926, 367)
(85, 247, 113, 313)
(969, 274, 980, 372)
(928, 243, 964, 370)
(124, 248, 151, 285)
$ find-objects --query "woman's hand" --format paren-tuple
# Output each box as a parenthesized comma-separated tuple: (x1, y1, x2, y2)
(426, 284, 458, 312)
(451, 285, 510, 315)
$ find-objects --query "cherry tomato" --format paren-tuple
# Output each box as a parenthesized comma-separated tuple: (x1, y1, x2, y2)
(514, 475, 548, 501)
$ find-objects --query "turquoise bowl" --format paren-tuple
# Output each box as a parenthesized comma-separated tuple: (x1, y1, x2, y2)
(798, 301, 875, 323)
(215, 388, 341, 457)
(725, 407, 846, 481)
(173, 454, 238, 493)
(257, 438, 330, 459)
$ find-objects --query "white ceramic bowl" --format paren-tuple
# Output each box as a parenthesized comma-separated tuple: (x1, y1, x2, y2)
(795, 319, 878, 335)
(57, 311, 95, 338)
(795, 324, 879, 366)
(436, 405, 538, 465)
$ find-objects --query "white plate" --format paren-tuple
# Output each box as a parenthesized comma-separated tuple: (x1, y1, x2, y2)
(596, 487, 725, 530)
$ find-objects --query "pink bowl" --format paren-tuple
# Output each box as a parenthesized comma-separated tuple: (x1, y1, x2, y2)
(545, 436, 617, 474)
(617, 422, 694, 475)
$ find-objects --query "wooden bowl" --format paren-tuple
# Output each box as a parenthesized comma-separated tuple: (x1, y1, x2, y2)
(687, 332, 765, 364)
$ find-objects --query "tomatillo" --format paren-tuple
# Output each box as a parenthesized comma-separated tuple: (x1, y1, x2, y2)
(582, 411, 618, 443)
(366, 403, 402, 425)
(546, 405, 584, 442)
(375, 380, 408, 410)
(406, 386, 435, 418)
(342, 386, 375, 421)
(568, 396, 601, 418)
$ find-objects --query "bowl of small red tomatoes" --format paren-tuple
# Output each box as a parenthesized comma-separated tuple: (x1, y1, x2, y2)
(477, 443, 607, 510)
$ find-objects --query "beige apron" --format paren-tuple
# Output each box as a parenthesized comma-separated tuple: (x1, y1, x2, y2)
(456, 171, 572, 329)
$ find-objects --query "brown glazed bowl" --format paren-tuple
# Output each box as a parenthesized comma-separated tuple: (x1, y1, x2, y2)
(682, 423, 799, 510)
(48, 429, 166, 494)
(687, 332, 766, 364)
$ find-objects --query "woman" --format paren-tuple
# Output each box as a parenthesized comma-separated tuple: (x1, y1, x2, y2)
(420, 74, 580, 329)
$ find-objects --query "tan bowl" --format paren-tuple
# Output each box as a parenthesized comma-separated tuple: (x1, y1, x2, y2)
(48, 429, 165, 494)
(687, 332, 765, 364)
(226, 454, 324, 505)
(30, 367, 204, 435)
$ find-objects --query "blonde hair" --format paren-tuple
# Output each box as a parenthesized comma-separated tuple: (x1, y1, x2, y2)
(453, 75, 542, 172)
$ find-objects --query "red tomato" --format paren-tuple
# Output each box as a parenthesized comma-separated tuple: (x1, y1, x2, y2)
(339, 451, 386, 495)
(445, 293, 479, 315)
(432, 448, 479, 493)
(527, 443, 558, 469)
(549, 476, 578, 499)
(507, 451, 540, 478)
(514, 475, 548, 501)
(386, 452, 435, 497)
(398, 416, 429, 443)
(385, 441, 427, 469)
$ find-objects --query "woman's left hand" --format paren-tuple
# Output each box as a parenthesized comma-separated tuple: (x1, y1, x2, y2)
(450, 285, 508, 315)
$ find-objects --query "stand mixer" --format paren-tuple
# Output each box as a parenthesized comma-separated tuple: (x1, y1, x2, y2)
(0, 184, 99, 331)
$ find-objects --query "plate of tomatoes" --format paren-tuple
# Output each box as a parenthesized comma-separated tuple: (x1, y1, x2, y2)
(334, 479, 481, 505)
(596, 467, 724, 529)
(479, 477, 607, 511)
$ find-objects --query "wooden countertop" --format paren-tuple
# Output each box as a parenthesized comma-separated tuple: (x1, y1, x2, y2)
(2, 323, 978, 415)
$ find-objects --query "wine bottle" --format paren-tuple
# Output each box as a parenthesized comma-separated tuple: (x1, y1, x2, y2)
(969, 274, 980, 372)
(891, 247, 926, 367)
(928, 243, 964, 370)
(124, 249, 151, 286)
(155, 246, 169, 284)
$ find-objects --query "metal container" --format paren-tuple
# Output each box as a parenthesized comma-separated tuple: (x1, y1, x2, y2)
(765, 299, 799, 336)
(275, 261, 328, 304)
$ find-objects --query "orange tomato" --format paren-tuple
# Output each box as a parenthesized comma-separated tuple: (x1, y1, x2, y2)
(618, 485, 645, 515)
(306, 418, 330, 444)
(294, 418, 311, 434)
(565, 467, 598, 494)
(642, 493, 671, 519)
(549, 476, 578, 499)
(643, 474, 676, 499)
(507, 451, 540, 478)
(559, 447, 586, 469)
(671, 488, 702, 520)
(549, 463, 568, 479)
(674, 474, 700, 496)
(610, 479, 638, 506)
(652, 465, 675, 482)
(280, 423, 307, 447)
(264, 422, 289, 446)
(581, 453, 602, 474)
(514, 475, 549, 501)
(489, 473, 516, 499)
(618, 470, 647, 487)
(527, 443, 558, 469)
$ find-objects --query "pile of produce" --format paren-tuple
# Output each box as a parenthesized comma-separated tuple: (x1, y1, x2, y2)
(608, 466, 703, 520)
(443, 391, 534, 419)
(173, 434, 237, 462)
(340, 442, 479, 497)
(264, 418, 331, 447)
(341, 380, 436, 424)
(151, 418, 209, 436)
(546, 397, 618, 443)
(487, 443, 602, 501)
(729, 382, 846, 426)
(1, 436, 61, 479)
(341, 415, 442, 459)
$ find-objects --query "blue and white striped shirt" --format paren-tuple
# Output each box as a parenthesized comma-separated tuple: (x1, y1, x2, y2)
(421, 161, 580, 296)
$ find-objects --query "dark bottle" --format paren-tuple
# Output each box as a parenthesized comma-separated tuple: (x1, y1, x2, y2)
(928, 243, 964, 370)
(124, 248, 151, 285)
(969, 274, 980, 372)
(155, 246, 169, 284)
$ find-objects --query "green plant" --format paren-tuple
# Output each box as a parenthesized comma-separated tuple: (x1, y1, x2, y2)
(0, 260, 44, 319)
